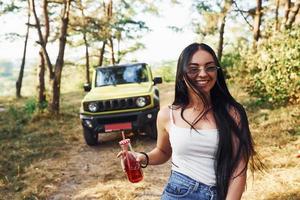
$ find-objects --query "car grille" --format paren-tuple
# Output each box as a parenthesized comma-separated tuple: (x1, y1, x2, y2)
(84, 96, 150, 112)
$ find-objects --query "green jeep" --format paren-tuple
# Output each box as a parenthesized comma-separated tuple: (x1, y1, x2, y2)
(80, 63, 162, 145)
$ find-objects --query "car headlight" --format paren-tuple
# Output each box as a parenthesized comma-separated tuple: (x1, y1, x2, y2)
(136, 97, 146, 107)
(88, 102, 99, 112)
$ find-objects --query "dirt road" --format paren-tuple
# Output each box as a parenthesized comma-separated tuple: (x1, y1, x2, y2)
(48, 133, 171, 200)
(48, 84, 175, 200)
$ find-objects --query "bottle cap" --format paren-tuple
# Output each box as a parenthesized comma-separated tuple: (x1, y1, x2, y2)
(119, 138, 130, 145)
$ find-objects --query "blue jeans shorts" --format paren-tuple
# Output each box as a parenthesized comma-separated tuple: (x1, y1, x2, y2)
(161, 171, 217, 200)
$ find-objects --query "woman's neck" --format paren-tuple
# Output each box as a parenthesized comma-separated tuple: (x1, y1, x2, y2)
(188, 90, 211, 110)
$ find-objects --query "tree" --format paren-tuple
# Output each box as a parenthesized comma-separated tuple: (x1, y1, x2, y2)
(285, 1, 300, 28)
(36, 0, 50, 108)
(68, 0, 154, 68)
(253, 0, 262, 48)
(284, 0, 291, 25)
(192, 0, 232, 61)
(74, 0, 91, 84)
(98, 41, 106, 66)
(16, 0, 31, 98)
(106, 0, 115, 65)
(50, 0, 71, 114)
(217, 0, 233, 61)
(0, 0, 30, 98)
(275, 0, 280, 30)
(31, 0, 72, 114)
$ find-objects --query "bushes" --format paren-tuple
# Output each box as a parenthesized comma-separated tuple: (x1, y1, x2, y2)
(0, 98, 36, 139)
(237, 26, 300, 106)
(0, 98, 68, 199)
(153, 61, 176, 82)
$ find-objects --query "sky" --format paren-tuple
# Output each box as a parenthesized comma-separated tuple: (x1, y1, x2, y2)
(0, 1, 198, 67)
(132, 1, 197, 64)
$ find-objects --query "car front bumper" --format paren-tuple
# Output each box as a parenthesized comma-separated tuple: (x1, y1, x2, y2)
(80, 107, 159, 133)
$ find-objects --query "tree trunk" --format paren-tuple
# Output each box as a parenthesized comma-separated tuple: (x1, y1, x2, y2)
(108, 37, 115, 65)
(106, 0, 115, 65)
(217, 0, 232, 62)
(99, 41, 106, 66)
(16, 0, 30, 98)
(116, 36, 121, 64)
(37, 0, 49, 108)
(253, 0, 262, 49)
(78, 0, 90, 83)
(275, 0, 280, 31)
(284, 0, 291, 25)
(107, 0, 112, 18)
(50, 0, 71, 114)
(43, 0, 49, 42)
(286, 2, 300, 28)
(51, 75, 61, 115)
(217, 15, 226, 61)
(83, 32, 90, 84)
(38, 50, 46, 105)
(31, 0, 54, 79)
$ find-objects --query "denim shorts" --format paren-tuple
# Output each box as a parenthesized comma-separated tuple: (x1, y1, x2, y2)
(161, 171, 217, 200)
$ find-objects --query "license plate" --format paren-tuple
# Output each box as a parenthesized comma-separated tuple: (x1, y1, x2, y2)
(104, 122, 132, 132)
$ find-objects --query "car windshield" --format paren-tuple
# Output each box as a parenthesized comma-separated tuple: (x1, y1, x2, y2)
(95, 64, 149, 87)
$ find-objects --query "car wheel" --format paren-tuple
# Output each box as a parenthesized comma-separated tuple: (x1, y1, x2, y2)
(83, 126, 98, 146)
(144, 121, 157, 139)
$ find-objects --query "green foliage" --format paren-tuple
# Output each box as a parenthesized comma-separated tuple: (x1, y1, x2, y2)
(0, 98, 38, 139)
(221, 51, 241, 68)
(238, 26, 300, 106)
(24, 98, 36, 115)
(0, 99, 72, 199)
(23, 98, 47, 113)
(38, 100, 48, 111)
(0, 1, 22, 14)
(153, 61, 176, 82)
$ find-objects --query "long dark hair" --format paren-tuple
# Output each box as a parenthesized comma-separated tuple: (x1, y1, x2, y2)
(173, 43, 260, 200)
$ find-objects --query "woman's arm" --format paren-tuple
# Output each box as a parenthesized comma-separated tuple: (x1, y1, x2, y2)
(137, 107, 172, 165)
(226, 106, 248, 200)
(226, 158, 247, 200)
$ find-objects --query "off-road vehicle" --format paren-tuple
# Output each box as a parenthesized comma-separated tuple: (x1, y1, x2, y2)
(80, 63, 162, 145)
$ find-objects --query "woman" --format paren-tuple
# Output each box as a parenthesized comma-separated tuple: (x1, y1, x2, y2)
(136, 43, 259, 200)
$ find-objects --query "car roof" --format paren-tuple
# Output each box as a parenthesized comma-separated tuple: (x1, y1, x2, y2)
(95, 63, 147, 70)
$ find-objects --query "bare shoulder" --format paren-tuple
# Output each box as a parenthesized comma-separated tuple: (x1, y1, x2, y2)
(157, 106, 171, 123)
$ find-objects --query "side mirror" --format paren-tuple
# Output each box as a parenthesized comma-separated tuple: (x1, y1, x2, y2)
(83, 83, 91, 92)
(153, 77, 163, 85)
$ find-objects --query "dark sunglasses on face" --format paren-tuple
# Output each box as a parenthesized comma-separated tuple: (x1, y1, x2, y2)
(186, 66, 220, 75)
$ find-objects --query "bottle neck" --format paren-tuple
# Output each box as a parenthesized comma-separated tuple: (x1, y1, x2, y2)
(128, 143, 134, 152)
(121, 144, 128, 151)
(121, 143, 134, 152)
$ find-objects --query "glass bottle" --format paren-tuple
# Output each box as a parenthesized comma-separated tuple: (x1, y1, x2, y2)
(119, 138, 143, 183)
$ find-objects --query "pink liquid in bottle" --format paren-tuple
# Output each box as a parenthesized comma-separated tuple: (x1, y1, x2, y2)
(123, 152, 143, 183)
(119, 139, 143, 183)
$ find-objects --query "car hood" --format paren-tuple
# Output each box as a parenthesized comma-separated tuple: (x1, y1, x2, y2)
(83, 82, 153, 101)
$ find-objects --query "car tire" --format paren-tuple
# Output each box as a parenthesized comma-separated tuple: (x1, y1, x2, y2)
(144, 121, 157, 139)
(83, 126, 98, 146)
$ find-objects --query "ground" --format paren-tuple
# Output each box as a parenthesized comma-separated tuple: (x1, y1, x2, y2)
(0, 82, 299, 200)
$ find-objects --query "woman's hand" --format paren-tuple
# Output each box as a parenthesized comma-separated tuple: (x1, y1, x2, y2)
(116, 150, 123, 158)
(116, 151, 148, 168)
(117, 150, 126, 171)
(135, 152, 148, 166)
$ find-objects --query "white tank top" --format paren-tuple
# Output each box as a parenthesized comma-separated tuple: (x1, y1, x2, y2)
(169, 108, 219, 186)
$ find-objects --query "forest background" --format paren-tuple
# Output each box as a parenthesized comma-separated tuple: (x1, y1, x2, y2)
(0, 0, 299, 199)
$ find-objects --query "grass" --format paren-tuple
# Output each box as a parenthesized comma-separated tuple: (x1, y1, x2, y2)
(242, 104, 300, 200)
(0, 83, 299, 199)
(0, 93, 84, 200)
(229, 84, 300, 199)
